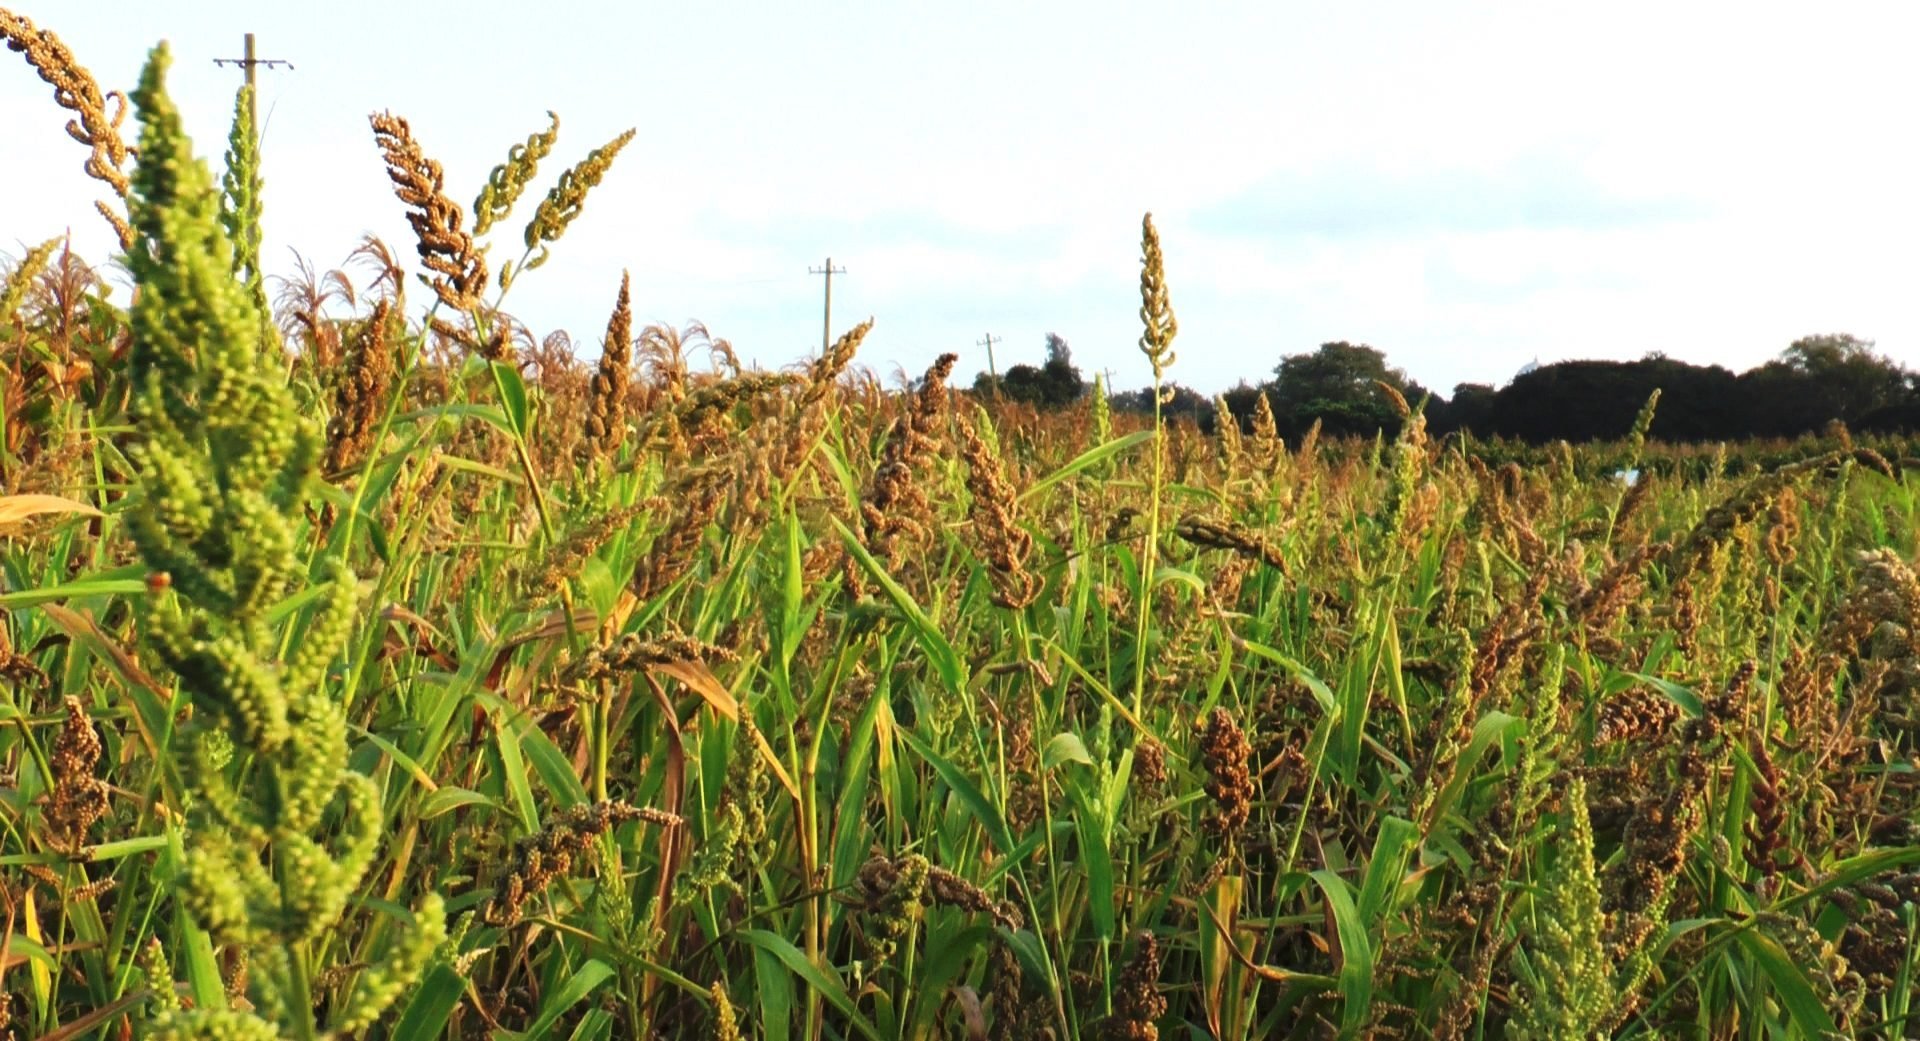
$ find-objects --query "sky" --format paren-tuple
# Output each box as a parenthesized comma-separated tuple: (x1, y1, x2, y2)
(6, 1, 1919, 395)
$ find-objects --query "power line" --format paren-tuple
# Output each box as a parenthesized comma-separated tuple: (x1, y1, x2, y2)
(807, 256, 845, 353)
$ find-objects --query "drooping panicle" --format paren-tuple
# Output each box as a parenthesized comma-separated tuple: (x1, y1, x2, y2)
(1, 8, 132, 247)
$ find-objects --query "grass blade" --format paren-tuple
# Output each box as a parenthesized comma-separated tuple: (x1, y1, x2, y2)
(738, 929, 881, 1041)
(1311, 869, 1374, 1037)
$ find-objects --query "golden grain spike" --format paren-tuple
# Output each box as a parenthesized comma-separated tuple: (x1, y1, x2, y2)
(324, 299, 395, 476)
(1137, 212, 1178, 380)
(1, 235, 62, 323)
(1211, 395, 1243, 469)
(802, 317, 874, 407)
(959, 412, 1043, 609)
(708, 981, 742, 1041)
(855, 352, 957, 576)
(1376, 379, 1412, 420)
(474, 109, 560, 237)
(522, 126, 637, 270)
(584, 270, 634, 458)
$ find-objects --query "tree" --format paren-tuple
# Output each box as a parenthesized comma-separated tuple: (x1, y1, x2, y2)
(1777, 333, 1907, 424)
(1036, 333, 1085, 405)
(1434, 382, 1497, 436)
(1486, 357, 1741, 443)
(1111, 382, 1207, 419)
(1269, 341, 1415, 438)
(973, 333, 1084, 407)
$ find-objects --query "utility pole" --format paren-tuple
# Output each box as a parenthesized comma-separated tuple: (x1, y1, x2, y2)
(213, 33, 293, 138)
(977, 333, 1002, 394)
(808, 257, 846, 353)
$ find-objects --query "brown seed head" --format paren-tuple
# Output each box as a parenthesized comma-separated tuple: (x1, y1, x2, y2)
(1199, 707, 1255, 840)
(1108, 932, 1168, 1041)
(1594, 688, 1681, 744)
(849, 852, 930, 960)
(1, 10, 132, 246)
(45, 696, 109, 853)
(959, 415, 1042, 609)
(927, 863, 1024, 930)
(584, 270, 633, 458)
(803, 318, 873, 407)
(485, 800, 679, 925)
(519, 502, 650, 602)
(1175, 513, 1287, 571)
(1132, 737, 1169, 790)
(369, 111, 488, 310)
(855, 353, 957, 577)
(1742, 736, 1788, 878)
(631, 466, 730, 601)
(324, 300, 395, 476)
(567, 626, 739, 683)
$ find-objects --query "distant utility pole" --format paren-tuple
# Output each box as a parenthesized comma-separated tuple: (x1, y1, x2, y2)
(808, 257, 846, 353)
(977, 332, 1002, 391)
(212, 33, 293, 138)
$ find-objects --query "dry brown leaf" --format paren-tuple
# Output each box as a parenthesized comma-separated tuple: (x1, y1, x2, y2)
(0, 494, 101, 535)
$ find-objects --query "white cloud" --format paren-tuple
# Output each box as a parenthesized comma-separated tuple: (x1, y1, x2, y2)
(8, 0, 1919, 398)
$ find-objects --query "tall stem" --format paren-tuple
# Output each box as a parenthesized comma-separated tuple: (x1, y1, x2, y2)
(1132, 381, 1166, 718)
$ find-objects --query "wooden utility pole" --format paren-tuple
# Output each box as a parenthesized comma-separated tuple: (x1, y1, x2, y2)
(213, 33, 293, 137)
(977, 332, 1002, 391)
(808, 257, 846, 353)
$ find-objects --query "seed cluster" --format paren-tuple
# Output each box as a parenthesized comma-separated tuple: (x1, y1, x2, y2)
(369, 111, 487, 311)
(1198, 708, 1255, 840)
(485, 800, 680, 926)
(855, 352, 959, 581)
(45, 696, 108, 853)
(324, 299, 395, 476)
(583, 270, 633, 458)
(1106, 932, 1167, 1041)
(959, 414, 1043, 609)
(1, 8, 130, 245)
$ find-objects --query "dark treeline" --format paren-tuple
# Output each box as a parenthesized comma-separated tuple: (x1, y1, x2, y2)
(973, 332, 1920, 441)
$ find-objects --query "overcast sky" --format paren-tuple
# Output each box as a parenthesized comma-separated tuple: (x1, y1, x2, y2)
(6, 1, 1918, 394)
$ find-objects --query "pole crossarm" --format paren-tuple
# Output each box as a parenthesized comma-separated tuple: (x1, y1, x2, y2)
(213, 33, 294, 92)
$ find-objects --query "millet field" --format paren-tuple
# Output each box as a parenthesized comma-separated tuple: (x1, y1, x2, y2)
(5, 9, 1920, 1040)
